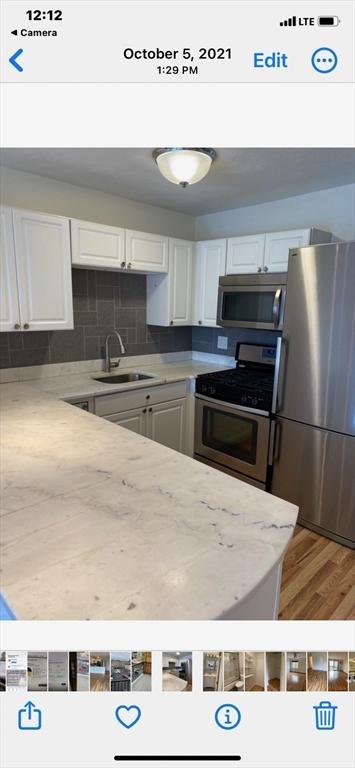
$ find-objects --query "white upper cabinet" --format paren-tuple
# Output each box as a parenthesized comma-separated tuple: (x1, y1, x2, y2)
(193, 239, 226, 326)
(169, 238, 193, 325)
(226, 234, 265, 274)
(71, 219, 125, 270)
(0, 207, 21, 332)
(12, 209, 73, 332)
(146, 238, 193, 326)
(71, 220, 168, 273)
(264, 229, 311, 272)
(125, 230, 168, 273)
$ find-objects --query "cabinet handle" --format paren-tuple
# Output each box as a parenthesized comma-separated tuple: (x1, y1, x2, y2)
(148, 407, 152, 413)
(121, 261, 126, 268)
(143, 408, 147, 414)
(257, 267, 262, 273)
(170, 320, 174, 325)
(198, 320, 202, 325)
(23, 323, 30, 330)
(263, 265, 268, 272)
(146, 394, 150, 400)
(14, 323, 21, 330)
(127, 262, 132, 269)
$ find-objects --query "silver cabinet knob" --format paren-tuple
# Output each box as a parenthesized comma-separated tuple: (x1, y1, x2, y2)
(14, 323, 21, 330)
(143, 408, 147, 414)
(127, 262, 132, 269)
(148, 407, 152, 413)
(170, 320, 174, 325)
(257, 267, 262, 273)
(198, 320, 202, 325)
(23, 323, 30, 330)
(121, 261, 126, 268)
(263, 265, 268, 272)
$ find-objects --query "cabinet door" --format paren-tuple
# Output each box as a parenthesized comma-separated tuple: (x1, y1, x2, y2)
(71, 219, 125, 269)
(104, 407, 147, 436)
(193, 239, 226, 326)
(148, 398, 186, 453)
(12, 210, 73, 331)
(125, 230, 168, 273)
(169, 239, 193, 325)
(226, 235, 265, 274)
(0, 207, 21, 332)
(264, 229, 310, 273)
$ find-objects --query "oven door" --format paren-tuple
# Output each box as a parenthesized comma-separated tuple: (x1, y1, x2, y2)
(217, 284, 285, 330)
(194, 396, 270, 483)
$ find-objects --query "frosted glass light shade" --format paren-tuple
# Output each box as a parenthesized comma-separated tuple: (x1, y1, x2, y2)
(153, 148, 216, 187)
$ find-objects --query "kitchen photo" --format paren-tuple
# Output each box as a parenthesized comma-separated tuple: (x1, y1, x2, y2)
(0, 147, 354, 622)
(110, 652, 131, 692)
(162, 652, 192, 692)
(132, 651, 152, 692)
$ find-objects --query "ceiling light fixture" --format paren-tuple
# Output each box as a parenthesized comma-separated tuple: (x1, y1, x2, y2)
(153, 147, 216, 188)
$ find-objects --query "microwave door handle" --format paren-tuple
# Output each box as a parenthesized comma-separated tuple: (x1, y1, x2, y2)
(272, 288, 282, 328)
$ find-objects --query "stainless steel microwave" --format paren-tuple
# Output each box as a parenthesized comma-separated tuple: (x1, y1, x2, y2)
(217, 273, 287, 330)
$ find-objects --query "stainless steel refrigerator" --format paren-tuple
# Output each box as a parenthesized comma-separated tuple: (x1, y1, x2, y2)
(271, 241, 355, 548)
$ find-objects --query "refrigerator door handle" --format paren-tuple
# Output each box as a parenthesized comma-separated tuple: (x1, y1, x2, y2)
(272, 335, 282, 413)
(268, 419, 281, 466)
(272, 288, 282, 328)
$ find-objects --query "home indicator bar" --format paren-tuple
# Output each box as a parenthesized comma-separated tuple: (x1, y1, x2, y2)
(113, 758, 242, 763)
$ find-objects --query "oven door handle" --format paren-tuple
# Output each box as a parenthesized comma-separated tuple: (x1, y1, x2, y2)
(272, 288, 282, 328)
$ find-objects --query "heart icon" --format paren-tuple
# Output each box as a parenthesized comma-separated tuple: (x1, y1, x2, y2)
(115, 705, 141, 730)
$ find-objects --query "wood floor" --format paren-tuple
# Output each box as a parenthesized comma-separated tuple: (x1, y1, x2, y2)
(267, 677, 280, 691)
(307, 669, 327, 692)
(287, 672, 306, 691)
(279, 525, 355, 619)
(328, 670, 348, 692)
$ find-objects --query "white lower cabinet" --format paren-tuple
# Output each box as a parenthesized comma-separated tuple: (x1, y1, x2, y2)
(105, 407, 147, 435)
(95, 382, 189, 454)
(1, 207, 73, 332)
(148, 398, 186, 452)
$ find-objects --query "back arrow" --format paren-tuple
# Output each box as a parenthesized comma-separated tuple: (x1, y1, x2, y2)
(9, 48, 24, 72)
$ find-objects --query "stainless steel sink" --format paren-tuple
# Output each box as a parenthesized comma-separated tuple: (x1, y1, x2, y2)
(92, 372, 155, 384)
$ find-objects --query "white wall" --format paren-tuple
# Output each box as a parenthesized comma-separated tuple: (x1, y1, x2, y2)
(195, 184, 355, 242)
(0, 166, 195, 240)
(308, 652, 327, 672)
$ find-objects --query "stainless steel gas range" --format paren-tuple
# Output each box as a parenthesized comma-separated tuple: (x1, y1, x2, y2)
(194, 342, 279, 490)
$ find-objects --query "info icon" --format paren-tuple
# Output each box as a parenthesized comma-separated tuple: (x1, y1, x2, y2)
(215, 704, 241, 731)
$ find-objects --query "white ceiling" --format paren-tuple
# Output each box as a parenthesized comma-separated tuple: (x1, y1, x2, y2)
(1, 148, 354, 216)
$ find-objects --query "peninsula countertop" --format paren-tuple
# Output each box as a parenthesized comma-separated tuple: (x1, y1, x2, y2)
(0, 362, 298, 620)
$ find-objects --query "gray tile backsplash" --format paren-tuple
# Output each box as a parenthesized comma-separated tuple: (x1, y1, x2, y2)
(192, 326, 280, 357)
(0, 269, 192, 369)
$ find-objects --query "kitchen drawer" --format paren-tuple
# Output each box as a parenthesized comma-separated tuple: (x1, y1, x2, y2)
(94, 380, 188, 416)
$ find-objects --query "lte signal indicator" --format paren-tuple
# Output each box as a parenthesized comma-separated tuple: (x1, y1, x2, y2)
(280, 16, 297, 27)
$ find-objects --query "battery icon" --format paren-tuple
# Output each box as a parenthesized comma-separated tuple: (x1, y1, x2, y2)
(318, 16, 340, 26)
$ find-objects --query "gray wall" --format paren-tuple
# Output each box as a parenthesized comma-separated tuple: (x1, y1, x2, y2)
(0, 269, 192, 369)
(195, 183, 355, 241)
(0, 167, 195, 240)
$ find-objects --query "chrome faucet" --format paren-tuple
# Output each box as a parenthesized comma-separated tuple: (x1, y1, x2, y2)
(104, 330, 126, 372)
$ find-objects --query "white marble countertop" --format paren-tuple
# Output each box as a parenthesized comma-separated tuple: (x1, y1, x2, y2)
(27, 360, 231, 400)
(0, 361, 298, 620)
(162, 672, 188, 692)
